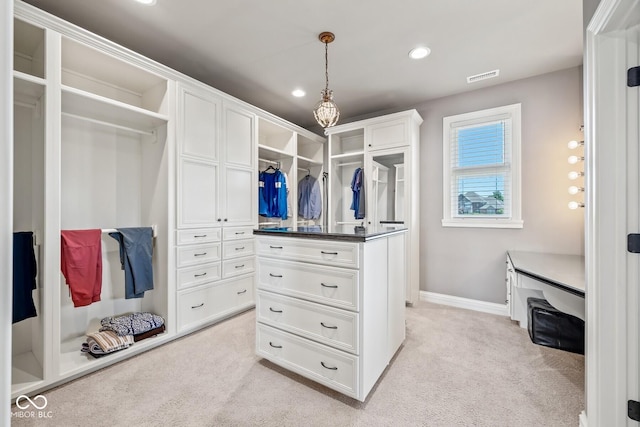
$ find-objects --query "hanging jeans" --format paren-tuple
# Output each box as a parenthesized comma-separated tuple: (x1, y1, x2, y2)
(13, 231, 37, 323)
(109, 227, 154, 299)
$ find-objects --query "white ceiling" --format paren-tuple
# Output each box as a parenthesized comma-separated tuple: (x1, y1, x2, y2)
(21, 0, 584, 133)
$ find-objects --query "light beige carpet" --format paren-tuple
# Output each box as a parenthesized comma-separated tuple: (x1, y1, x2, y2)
(10, 302, 584, 426)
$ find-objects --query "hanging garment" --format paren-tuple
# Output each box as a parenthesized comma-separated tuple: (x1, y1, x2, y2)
(298, 175, 322, 220)
(258, 168, 288, 219)
(61, 229, 102, 307)
(109, 227, 154, 299)
(12, 231, 37, 324)
(350, 168, 366, 220)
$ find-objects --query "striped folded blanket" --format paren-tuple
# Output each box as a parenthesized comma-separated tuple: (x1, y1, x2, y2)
(82, 330, 134, 355)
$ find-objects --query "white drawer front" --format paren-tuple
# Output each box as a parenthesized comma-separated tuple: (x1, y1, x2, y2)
(177, 228, 221, 245)
(257, 291, 359, 354)
(222, 256, 255, 279)
(177, 262, 221, 290)
(223, 226, 254, 241)
(256, 236, 359, 268)
(257, 258, 359, 311)
(256, 323, 358, 398)
(176, 243, 221, 268)
(223, 239, 255, 259)
(177, 284, 219, 331)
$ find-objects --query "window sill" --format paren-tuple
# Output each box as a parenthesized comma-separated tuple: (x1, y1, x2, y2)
(441, 219, 524, 229)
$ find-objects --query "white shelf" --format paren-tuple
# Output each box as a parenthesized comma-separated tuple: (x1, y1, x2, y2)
(62, 85, 169, 133)
(297, 155, 323, 169)
(258, 144, 294, 161)
(11, 351, 43, 391)
(331, 151, 364, 160)
(14, 72, 45, 105)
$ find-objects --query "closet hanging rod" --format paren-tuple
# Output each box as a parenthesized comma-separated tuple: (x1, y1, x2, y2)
(335, 221, 365, 226)
(62, 112, 156, 137)
(336, 161, 362, 167)
(101, 224, 157, 238)
(258, 158, 281, 167)
(298, 167, 311, 174)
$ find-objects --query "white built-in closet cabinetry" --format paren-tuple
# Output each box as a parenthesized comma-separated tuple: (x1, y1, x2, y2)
(325, 110, 423, 304)
(10, 1, 325, 400)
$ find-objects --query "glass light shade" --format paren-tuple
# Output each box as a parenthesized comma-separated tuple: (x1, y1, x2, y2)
(568, 140, 584, 149)
(568, 186, 584, 195)
(568, 155, 583, 164)
(313, 90, 340, 128)
(568, 201, 584, 210)
(568, 171, 583, 180)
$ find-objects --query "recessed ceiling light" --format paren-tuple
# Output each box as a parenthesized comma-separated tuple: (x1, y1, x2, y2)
(134, 0, 157, 5)
(292, 89, 306, 98)
(409, 46, 431, 60)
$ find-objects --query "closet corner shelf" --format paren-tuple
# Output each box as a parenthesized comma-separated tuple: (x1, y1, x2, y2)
(258, 144, 293, 160)
(61, 85, 169, 133)
(13, 70, 47, 87)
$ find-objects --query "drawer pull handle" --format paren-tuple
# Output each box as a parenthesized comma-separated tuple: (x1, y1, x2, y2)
(270, 245, 283, 249)
(269, 342, 282, 349)
(235, 264, 245, 269)
(269, 273, 283, 278)
(321, 251, 339, 255)
(269, 307, 283, 313)
(235, 246, 245, 250)
(194, 234, 207, 238)
(194, 252, 207, 256)
(194, 272, 207, 277)
(191, 303, 204, 309)
(320, 322, 338, 330)
(321, 283, 338, 289)
(321, 361, 338, 371)
(235, 231, 245, 235)
(237, 289, 247, 295)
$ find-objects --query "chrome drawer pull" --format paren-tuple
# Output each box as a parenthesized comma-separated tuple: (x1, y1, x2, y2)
(320, 283, 338, 289)
(194, 272, 207, 277)
(321, 251, 338, 255)
(237, 289, 247, 295)
(191, 303, 204, 309)
(194, 234, 207, 238)
(235, 231, 245, 235)
(235, 246, 245, 250)
(235, 264, 245, 269)
(269, 273, 283, 278)
(269, 307, 283, 313)
(269, 342, 282, 349)
(194, 252, 207, 256)
(321, 361, 338, 370)
(320, 322, 338, 330)
(270, 245, 283, 249)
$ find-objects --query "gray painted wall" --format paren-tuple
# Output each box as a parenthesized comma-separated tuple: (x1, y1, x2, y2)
(415, 66, 585, 304)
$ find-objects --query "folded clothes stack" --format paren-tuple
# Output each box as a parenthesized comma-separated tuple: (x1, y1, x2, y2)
(81, 312, 166, 358)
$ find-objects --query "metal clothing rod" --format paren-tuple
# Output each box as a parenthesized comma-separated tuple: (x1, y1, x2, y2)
(101, 224, 157, 238)
(259, 158, 281, 167)
(336, 161, 362, 167)
(62, 112, 156, 137)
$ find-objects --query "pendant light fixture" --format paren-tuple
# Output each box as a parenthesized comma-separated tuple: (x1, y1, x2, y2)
(313, 32, 340, 128)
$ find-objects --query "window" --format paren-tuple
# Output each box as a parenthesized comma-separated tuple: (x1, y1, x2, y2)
(442, 103, 522, 228)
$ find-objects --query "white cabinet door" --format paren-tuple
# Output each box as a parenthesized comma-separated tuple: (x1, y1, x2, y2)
(366, 118, 408, 151)
(178, 84, 220, 161)
(224, 105, 254, 168)
(221, 166, 255, 226)
(178, 158, 219, 227)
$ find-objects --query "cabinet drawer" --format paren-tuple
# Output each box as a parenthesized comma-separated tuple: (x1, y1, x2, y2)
(257, 323, 358, 398)
(176, 228, 221, 245)
(223, 226, 254, 241)
(222, 256, 255, 279)
(257, 258, 359, 311)
(176, 243, 221, 268)
(257, 291, 359, 354)
(177, 262, 221, 290)
(256, 237, 359, 268)
(177, 284, 219, 331)
(223, 239, 255, 259)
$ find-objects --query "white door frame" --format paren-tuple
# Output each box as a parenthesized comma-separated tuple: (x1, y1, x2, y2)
(585, 0, 640, 425)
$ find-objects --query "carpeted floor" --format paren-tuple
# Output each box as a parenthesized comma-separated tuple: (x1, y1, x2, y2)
(10, 302, 584, 426)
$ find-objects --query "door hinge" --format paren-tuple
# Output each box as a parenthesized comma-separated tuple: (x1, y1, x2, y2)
(629, 400, 640, 421)
(628, 66, 640, 87)
(627, 234, 640, 253)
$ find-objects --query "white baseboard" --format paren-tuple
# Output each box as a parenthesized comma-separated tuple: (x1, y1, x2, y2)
(579, 411, 587, 427)
(419, 291, 509, 317)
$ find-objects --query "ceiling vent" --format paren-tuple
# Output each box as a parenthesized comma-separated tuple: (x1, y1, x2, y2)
(467, 69, 500, 84)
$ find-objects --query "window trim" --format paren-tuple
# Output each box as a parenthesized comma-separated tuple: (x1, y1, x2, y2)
(442, 103, 523, 229)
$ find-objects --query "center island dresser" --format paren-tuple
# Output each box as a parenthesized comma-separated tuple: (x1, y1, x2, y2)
(253, 225, 407, 401)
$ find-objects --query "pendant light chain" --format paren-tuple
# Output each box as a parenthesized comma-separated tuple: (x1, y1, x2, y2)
(313, 31, 340, 129)
(324, 40, 329, 97)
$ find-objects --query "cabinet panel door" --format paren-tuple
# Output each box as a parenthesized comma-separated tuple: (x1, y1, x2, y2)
(224, 105, 254, 168)
(179, 87, 219, 160)
(367, 119, 408, 150)
(179, 158, 219, 227)
(221, 166, 255, 226)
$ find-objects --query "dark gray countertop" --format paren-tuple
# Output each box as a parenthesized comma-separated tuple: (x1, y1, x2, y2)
(507, 250, 585, 297)
(253, 225, 408, 242)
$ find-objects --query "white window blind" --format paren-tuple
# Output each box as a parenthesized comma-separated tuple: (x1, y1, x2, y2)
(442, 104, 522, 228)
